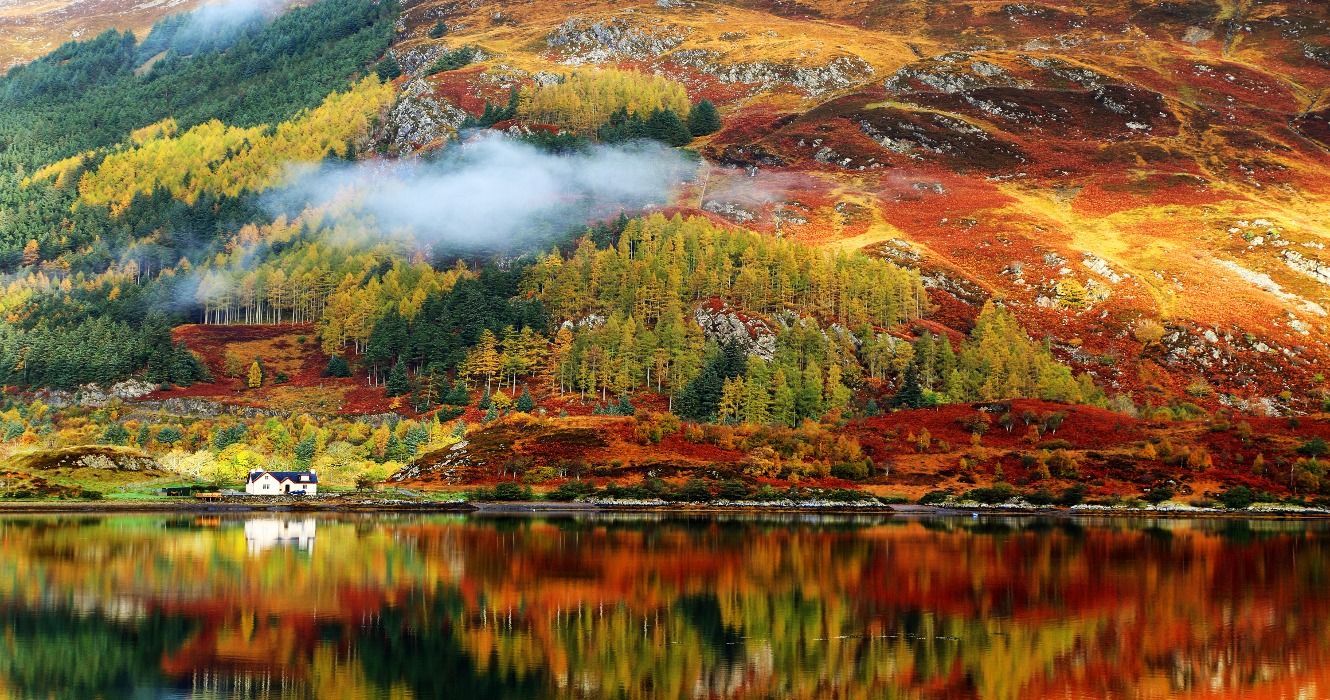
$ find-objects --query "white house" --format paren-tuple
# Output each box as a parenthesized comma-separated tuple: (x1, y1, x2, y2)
(245, 469, 319, 496)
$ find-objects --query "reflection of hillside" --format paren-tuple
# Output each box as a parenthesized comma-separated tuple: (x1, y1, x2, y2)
(0, 516, 1327, 699)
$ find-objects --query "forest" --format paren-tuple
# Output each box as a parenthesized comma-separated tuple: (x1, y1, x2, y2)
(0, 0, 1115, 488)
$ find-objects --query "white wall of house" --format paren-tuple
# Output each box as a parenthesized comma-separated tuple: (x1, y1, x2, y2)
(245, 472, 318, 496)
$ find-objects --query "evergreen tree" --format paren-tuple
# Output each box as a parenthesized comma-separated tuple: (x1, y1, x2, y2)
(675, 344, 746, 422)
(375, 54, 402, 81)
(895, 362, 925, 408)
(294, 434, 317, 466)
(645, 108, 692, 147)
(157, 426, 183, 445)
(516, 385, 535, 412)
(103, 423, 129, 445)
(687, 100, 721, 136)
(385, 358, 410, 397)
(444, 381, 471, 406)
(427, 20, 447, 38)
(324, 355, 352, 377)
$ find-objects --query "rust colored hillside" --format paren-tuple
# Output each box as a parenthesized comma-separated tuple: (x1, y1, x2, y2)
(383, 0, 1330, 412)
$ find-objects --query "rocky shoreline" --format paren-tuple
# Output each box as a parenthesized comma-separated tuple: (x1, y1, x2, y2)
(0, 498, 1327, 519)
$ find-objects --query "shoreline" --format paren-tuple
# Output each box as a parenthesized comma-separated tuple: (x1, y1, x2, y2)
(0, 499, 1326, 519)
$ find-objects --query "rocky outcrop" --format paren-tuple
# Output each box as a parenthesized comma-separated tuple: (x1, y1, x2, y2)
(547, 17, 688, 63)
(37, 380, 156, 408)
(1282, 250, 1330, 287)
(374, 77, 469, 156)
(390, 441, 473, 484)
(673, 51, 874, 96)
(692, 300, 777, 361)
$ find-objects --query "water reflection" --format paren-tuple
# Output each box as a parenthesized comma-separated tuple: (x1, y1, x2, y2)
(0, 514, 1328, 699)
(244, 518, 317, 555)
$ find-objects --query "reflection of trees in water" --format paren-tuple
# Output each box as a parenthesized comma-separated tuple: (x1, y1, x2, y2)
(1, 516, 1330, 698)
(0, 608, 192, 700)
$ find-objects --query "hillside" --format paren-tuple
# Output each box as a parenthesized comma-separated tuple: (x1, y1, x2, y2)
(0, 0, 1327, 505)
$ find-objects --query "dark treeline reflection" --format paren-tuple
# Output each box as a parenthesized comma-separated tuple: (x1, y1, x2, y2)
(1, 514, 1329, 699)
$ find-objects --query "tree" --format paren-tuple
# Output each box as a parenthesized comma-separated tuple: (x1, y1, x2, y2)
(385, 358, 410, 397)
(157, 425, 183, 446)
(247, 361, 263, 389)
(895, 362, 925, 408)
(102, 423, 129, 445)
(427, 20, 448, 38)
(324, 355, 352, 377)
(516, 385, 535, 412)
(645, 108, 692, 147)
(376, 54, 402, 81)
(295, 434, 317, 466)
(687, 100, 721, 136)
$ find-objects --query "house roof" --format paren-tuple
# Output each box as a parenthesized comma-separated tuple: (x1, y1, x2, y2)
(248, 470, 319, 485)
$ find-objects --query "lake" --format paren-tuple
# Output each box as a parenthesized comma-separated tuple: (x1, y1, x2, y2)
(0, 513, 1326, 699)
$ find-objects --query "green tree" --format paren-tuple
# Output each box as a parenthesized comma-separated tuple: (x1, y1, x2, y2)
(687, 99, 721, 136)
(102, 423, 130, 446)
(324, 355, 352, 378)
(646, 108, 692, 147)
(295, 434, 317, 467)
(385, 358, 410, 397)
(516, 385, 535, 412)
(375, 54, 402, 81)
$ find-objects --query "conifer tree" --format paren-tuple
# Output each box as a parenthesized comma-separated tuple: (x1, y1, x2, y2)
(385, 358, 410, 397)
(516, 385, 535, 412)
(687, 100, 721, 136)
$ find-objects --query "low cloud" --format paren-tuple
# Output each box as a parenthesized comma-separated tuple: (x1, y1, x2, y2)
(269, 136, 697, 252)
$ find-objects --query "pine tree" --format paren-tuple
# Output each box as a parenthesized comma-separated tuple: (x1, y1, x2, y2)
(376, 54, 402, 81)
(687, 100, 721, 136)
(324, 355, 352, 377)
(385, 358, 410, 397)
(645, 108, 693, 147)
(516, 385, 535, 412)
(295, 434, 317, 466)
(894, 362, 925, 408)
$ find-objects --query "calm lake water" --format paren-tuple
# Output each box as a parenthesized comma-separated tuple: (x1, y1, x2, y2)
(0, 513, 1327, 700)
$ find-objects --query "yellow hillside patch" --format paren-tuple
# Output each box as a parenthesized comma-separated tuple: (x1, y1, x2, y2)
(77, 77, 395, 214)
(520, 69, 690, 132)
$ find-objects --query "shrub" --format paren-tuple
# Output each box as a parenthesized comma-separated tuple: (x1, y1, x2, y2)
(1143, 486, 1174, 504)
(918, 490, 952, 505)
(1056, 485, 1088, 507)
(548, 480, 597, 501)
(354, 474, 378, 491)
(1297, 438, 1329, 458)
(1217, 485, 1255, 510)
(491, 482, 533, 501)
(427, 20, 447, 38)
(824, 488, 869, 502)
(426, 46, 478, 75)
(716, 479, 751, 500)
(963, 483, 1016, 505)
(830, 461, 869, 480)
(676, 478, 712, 502)
(1025, 488, 1056, 506)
